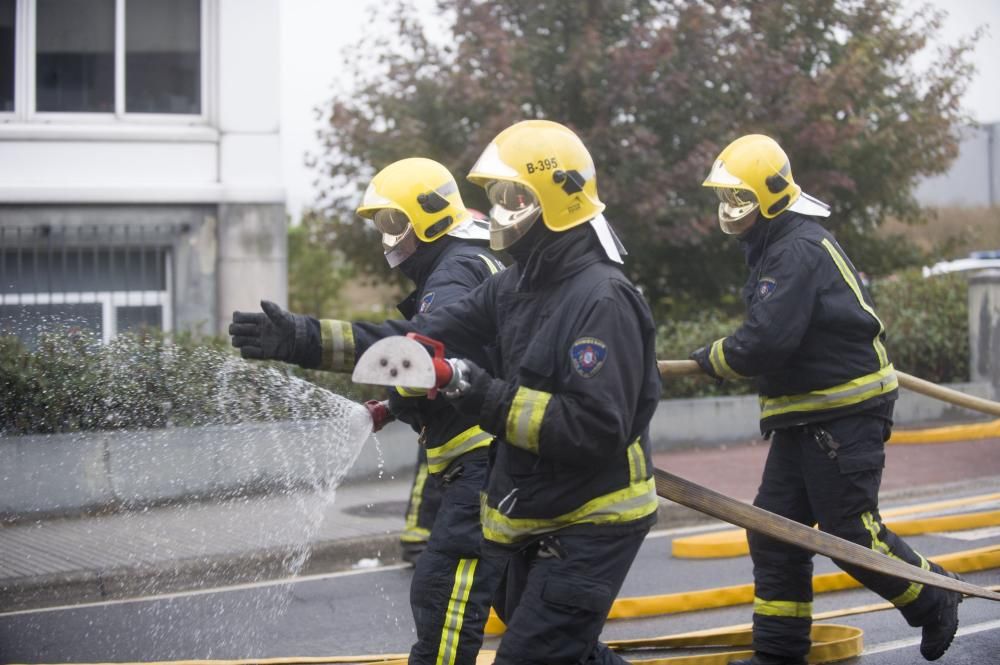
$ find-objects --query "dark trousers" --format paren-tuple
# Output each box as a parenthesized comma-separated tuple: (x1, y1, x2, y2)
(410, 452, 501, 665)
(482, 524, 649, 665)
(749, 409, 945, 658)
(401, 446, 444, 546)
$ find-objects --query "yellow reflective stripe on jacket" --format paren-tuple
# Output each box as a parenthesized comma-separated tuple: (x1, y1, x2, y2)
(753, 596, 813, 618)
(478, 254, 501, 275)
(395, 385, 425, 398)
(319, 319, 355, 372)
(627, 439, 647, 483)
(436, 557, 478, 665)
(482, 476, 658, 544)
(820, 238, 889, 368)
(506, 386, 551, 455)
(709, 337, 745, 380)
(427, 426, 493, 474)
(401, 462, 431, 543)
(759, 365, 898, 420)
(861, 511, 929, 607)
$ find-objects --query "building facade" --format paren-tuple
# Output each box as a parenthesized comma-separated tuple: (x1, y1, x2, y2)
(916, 121, 999, 209)
(0, 0, 285, 345)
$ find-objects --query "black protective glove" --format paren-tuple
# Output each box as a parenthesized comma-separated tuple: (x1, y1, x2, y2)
(229, 300, 310, 365)
(689, 345, 723, 381)
(440, 357, 497, 418)
(388, 391, 425, 432)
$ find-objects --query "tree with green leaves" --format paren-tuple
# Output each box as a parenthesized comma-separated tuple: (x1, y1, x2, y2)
(314, 0, 978, 315)
(287, 210, 354, 319)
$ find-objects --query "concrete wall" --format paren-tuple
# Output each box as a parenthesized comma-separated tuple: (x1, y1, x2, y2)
(216, 203, 288, 334)
(2, 382, 991, 520)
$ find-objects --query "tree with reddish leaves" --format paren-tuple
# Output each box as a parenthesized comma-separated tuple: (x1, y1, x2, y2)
(313, 0, 977, 315)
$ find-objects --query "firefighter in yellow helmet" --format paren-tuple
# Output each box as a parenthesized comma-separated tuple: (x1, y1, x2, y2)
(358, 157, 505, 664)
(690, 135, 963, 665)
(230, 121, 659, 664)
(232, 157, 504, 665)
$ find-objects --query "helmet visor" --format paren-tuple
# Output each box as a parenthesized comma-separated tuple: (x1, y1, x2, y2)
(373, 208, 420, 266)
(715, 187, 760, 235)
(373, 207, 411, 238)
(484, 180, 542, 250)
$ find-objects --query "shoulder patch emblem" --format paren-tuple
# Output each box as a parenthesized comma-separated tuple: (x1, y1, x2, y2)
(419, 292, 435, 313)
(756, 277, 777, 300)
(570, 337, 608, 378)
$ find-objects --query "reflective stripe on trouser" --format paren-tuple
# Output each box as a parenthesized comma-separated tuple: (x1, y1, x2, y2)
(410, 454, 499, 665)
(748, 416, 942, 658)
(482, 438, 657, 545)
(402, 449, 443, 544)
(410, 550, 500, 665)
(427, 426, 493, 475)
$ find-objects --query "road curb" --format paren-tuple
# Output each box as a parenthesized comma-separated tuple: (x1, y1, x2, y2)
(3, 475, 998, 614)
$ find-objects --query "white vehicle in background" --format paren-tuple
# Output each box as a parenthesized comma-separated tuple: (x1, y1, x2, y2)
(923, 251, 1000, 277)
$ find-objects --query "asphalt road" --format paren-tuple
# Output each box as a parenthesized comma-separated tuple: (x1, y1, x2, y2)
(1, 524, 998, 664)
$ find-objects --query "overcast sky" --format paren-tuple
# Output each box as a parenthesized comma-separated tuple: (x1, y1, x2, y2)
(279, 0, 1000, 219)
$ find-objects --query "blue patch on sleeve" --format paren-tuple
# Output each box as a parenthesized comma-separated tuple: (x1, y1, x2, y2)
(570, 337, 608, 378)
(419, 292, 435, 313)
(756, 277, 777, 300)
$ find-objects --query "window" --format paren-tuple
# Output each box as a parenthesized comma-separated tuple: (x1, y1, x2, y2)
(125, 0, 200, 114)
(0, 0, 204, 119)
(36, 0, 116, 112)
(0, 0, 13, 111)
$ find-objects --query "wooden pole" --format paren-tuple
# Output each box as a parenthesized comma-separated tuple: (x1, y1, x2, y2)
(657, 360, 1000, 418)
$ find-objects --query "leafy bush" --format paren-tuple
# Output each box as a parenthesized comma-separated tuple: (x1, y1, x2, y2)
(0, 328, 378, 436)
(655, 311, 753, 399)
(872, 270, 968, 384)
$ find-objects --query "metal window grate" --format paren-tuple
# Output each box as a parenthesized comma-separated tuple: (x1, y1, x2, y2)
(0, 223, 177, 344)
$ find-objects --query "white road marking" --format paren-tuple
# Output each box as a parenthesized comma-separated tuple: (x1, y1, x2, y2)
(863, 618, 1000, 655)
(939, 526, 1000, 541)
(0, 563, 412, 618)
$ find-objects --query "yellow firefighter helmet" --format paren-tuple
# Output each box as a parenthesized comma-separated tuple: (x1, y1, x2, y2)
(356, 157, 487, 267)
(467, 120, 606, 250)
(703, 134, 830, 235)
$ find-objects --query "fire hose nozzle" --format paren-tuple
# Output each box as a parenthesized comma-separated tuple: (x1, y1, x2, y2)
(364, 399, 393, 432)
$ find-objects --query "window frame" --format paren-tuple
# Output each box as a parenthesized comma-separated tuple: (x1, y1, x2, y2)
(2, 0, 209, 125)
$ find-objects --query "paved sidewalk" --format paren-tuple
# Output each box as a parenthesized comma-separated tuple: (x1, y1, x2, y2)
(2, 437, 999, 613)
